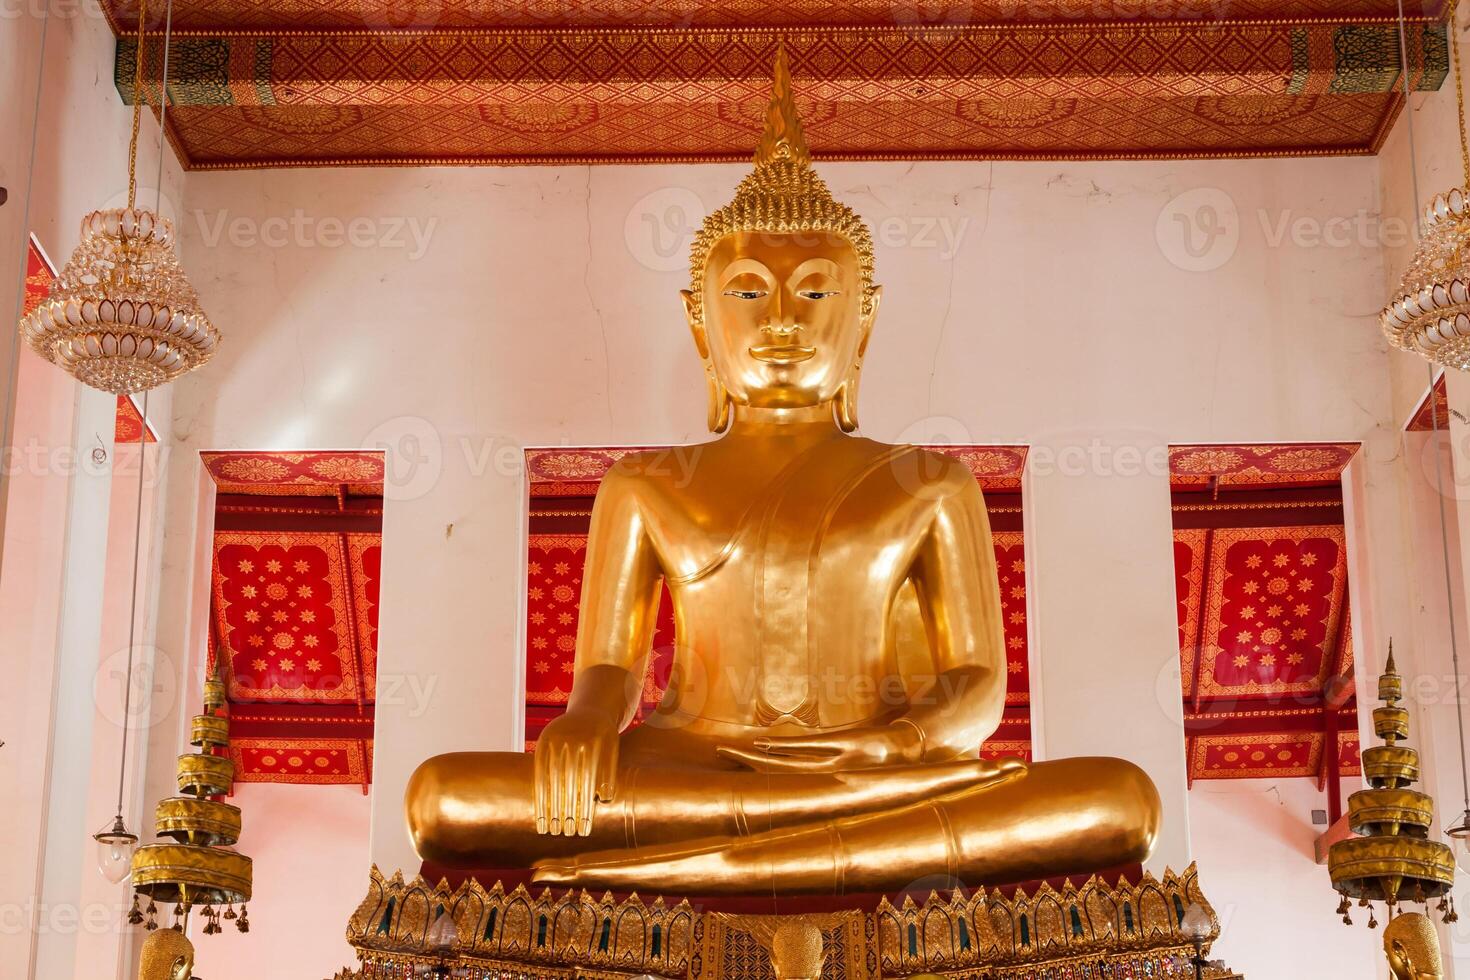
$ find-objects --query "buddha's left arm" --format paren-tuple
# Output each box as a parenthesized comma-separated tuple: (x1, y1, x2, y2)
(901, 466, 1008, 761)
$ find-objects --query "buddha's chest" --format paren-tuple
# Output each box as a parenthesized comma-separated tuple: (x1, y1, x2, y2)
(641, 443, 933, 593)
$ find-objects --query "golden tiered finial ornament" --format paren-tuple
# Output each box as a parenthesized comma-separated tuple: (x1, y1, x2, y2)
(1329, 645, 1456, 930)
(129, 663, 252, 937)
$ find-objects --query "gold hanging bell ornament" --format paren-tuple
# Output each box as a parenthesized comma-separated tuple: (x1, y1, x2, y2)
(130, 661, 252, 932)
(1328, 646, 1455, 921)
(17, 0, 219, 395)
(1382, 12, 1470, 370)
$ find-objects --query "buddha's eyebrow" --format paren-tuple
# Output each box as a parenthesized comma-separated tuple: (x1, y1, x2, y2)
(720, 259, 773, 281)
(789, 258, 842, 281)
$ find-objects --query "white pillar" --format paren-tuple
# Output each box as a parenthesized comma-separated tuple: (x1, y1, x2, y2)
(1026, 433, 1192, 873)
(29, 386, 116, 980)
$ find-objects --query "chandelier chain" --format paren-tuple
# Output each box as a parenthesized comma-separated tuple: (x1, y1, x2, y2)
(114, 391, 149, 817)
(126, 0, 149, 211)
(1453, 3, 1470, 188)
(153, 0, 174, 215)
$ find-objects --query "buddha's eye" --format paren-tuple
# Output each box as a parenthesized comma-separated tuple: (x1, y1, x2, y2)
(797, 289, 841, 300)
(722, 289, 767, 300)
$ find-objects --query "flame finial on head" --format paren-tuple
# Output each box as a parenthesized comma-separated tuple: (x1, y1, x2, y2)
(753, 46, 810, 169)
(688, 44, 876, 321)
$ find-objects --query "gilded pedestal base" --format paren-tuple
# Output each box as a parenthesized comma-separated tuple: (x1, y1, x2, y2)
(334, 864, 1241, 980)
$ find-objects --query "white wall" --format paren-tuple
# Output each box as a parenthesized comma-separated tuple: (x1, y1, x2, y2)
(1192, 778, 1380, 978)
(202, 784, 371, 979)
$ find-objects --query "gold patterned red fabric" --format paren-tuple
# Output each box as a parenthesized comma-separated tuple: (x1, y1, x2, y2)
(23, 237, 53, 315)
(101, 1, 1453, 33)
(201, 450, 386, 496)
(114, 396, 157, 444)
(104, 2, 1448, 168)
(204, 453, 383, 787)
(1196, 526, 1347, 700)
(1171, 444, 1360, 787)
(1169, 442, 1359, 490)
(228, 737, 371, 786)
(213, 531, 375, 704)
(1407, 374, 1450, 432)
(523, 446, 1032, 759)
(1192, 731, 1323, 780)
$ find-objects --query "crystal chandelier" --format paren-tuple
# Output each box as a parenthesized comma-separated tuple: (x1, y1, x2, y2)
(1380, 12, 1470, 370)
(1381, 189, 1470, 368)
(17, 0, 219, 394)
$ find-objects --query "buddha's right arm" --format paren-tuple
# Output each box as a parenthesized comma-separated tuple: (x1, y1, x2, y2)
(572, 463, 664, 723)
(535, 464, 663, 836)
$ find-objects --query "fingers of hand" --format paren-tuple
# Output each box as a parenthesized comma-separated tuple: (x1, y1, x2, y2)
(753, 735, 842, 757)
(594, 741, 618, 804)
(977, 756, 1029, 785)
(716, 745, 836, 773)
(562, 744, 579, 837)
(575, 744, 594, 837)
(545, 743, 560, 834)
(533, 742, 549, 835)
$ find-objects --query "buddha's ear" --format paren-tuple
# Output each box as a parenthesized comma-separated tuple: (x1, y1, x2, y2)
(857, 285, 882, 358)
(681, 289, 711, 359)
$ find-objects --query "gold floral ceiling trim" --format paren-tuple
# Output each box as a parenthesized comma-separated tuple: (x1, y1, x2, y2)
(113, 20, 1447, 168)
(99, 0, 1453, 36)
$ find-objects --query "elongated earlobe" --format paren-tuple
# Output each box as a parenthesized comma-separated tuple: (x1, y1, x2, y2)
(706, 368, 732, 433)
(836, 285, 879, 433)
(834, 376, 860, 432)
(685, 289, 731, 433)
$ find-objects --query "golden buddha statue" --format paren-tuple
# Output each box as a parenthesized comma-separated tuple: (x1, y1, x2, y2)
(1385, 913, 1445, 979)
(139, 928, 194, 980)
(406, 50, 1161, 895)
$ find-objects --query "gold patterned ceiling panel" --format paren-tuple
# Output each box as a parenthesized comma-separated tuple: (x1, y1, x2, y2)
(102, 0, 1449, 33)
(107, 3, 1451, 167)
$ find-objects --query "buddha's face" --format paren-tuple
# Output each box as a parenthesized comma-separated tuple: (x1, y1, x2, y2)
(684, 231, 878, 411)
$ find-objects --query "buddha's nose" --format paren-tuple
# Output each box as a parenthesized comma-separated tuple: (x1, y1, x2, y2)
(761, 288, 800, 337)
(761, 316, 800, 340)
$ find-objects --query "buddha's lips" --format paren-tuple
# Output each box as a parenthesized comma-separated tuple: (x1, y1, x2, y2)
(749, 344, 817, 364)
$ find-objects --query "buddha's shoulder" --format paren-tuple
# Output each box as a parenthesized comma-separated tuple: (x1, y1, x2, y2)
(598, 445, 712, 487)
(861, 440, 985, 500)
